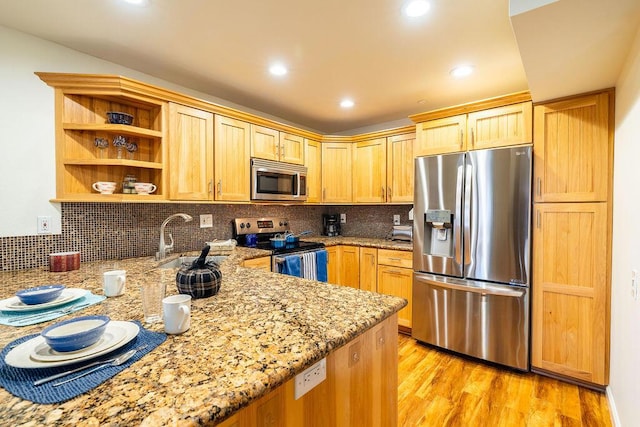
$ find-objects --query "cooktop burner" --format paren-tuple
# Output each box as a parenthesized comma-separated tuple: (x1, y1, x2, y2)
(233, 217, 324, 255)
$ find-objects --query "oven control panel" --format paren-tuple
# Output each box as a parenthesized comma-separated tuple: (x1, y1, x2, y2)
(234, 217, 289, 235)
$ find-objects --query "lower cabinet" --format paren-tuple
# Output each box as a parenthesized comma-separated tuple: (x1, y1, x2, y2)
(326, 246, 338, 284)
(216, 314, 398, 427)
(359, 247, 378, 292)
(338, 245, 360, 288)
(378, 265, 412, 330)
(242, 257, 272, 272)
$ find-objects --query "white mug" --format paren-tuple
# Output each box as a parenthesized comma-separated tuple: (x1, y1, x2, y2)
(134, 182, 157, 195)
(92, 181, 116, 194)
(162, 294, 191, 334)
(103, 270, 126, 297)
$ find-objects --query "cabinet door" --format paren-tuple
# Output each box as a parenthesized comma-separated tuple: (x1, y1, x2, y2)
(387, 133, 415, 203)
(279, 132, 305, 165)
(326, 246, 338, 284)
(322, 143, 353, 203)
(378, 265, 412, 328)
(250, 124, 279, 161)
(415, 114, 466, 156)
(532, 202, 608, 385)
(168, 103, 214, 200)
(353, 138, 387, 203)
(339, 245, 360, 288)
(242, 257, 272, 272)
(533, 93, 610, 203)
(214, 116, 251, 201)
(304, 139, 322, 203)
(359, 247, 378, 292)
(467, 101, 532, 150)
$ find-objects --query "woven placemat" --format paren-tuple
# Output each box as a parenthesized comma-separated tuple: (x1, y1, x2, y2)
(0, 293, 106, 327)
(0, 321, 166, 404)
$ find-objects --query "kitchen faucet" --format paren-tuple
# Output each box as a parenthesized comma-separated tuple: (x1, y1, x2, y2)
(156, 213, 193, 260)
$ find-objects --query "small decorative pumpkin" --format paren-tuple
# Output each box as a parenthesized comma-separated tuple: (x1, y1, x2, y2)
(175, 245, 222, 299)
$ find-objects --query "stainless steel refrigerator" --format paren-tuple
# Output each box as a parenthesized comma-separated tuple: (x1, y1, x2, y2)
(412, 145, 532, 371)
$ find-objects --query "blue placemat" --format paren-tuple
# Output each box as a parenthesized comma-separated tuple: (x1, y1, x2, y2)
(0, 293, 106, 327)
(0, 321, 166, 404)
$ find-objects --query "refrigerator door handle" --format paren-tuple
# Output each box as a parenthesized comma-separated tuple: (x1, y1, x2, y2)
(414, 275, 526, 298)
(454, 163, 464, 266)
(463, 159, 473, 271)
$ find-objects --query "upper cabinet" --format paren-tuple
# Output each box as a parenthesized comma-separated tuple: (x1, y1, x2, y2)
(386, 132, 415, 203)
(38, 73, 167, 201)
(304, 138, 322, 203)
(411, 93, 533, 157)
(533, 93, 610, 203)
(168, 103, 213, 201)
(215, 116, 251, 201)
(353, 138, 387, 203)
(322, 142, 353, 203)
(250, 124, 304, 165)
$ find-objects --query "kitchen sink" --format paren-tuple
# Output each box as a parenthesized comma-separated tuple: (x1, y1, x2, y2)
(157, 255, 227, 269)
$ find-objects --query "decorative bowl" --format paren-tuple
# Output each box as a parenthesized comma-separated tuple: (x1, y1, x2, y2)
(16, 284, 65, 305)
(106, 111, 134, 125)
(41, 315, 110, 352)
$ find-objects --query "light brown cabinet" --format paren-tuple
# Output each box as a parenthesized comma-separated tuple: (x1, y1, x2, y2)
(168, 103, 214, 200)
(533, 93, 609, 203)
(386, 132, 415, 203)
(353, 138, 387, 203)
(214, 116, 251, 201)
(359, 247, 378, 292)
(304, 138, 322, 203)
(242, 256, 272, 272)
(415, 114, 466, 156)
(531, 90, 613, 387)
(338, 245, 360, 289)
(322, 142, 353, 203)
(250, 124, 304, 165)
(216, 314, 398, 427)
(326, 246, 338, 284)
(377, 249, 413, 329)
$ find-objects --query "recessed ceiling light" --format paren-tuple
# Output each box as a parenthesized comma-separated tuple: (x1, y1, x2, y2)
(404, 0, 431, 17)
(450, 65, 474, 78)
(340, 99, 355, 109)
(269, 63, 288, 77)
(122, 0, 149, 6)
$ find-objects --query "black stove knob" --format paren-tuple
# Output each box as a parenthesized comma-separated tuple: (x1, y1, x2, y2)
(284, 221, 288, 227)
(239, 223, 245, 229)
(246, 223, 251, 229)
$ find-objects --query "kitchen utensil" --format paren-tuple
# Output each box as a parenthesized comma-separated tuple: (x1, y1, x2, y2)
(32, 325, 127, 362)
(270, 234, 286, 248)
(103, 270, 126, 297)
(34, 344, 148, 386)
(5, 321, 140, 369)
(140, 281, 165, 323)
(7, 301, 90, 322)
(92, 181, 116, 194)
(41, 315, 110, 352)
(52, 347, 140, 387)
(163, 294, 191, 334)
(49, 251, 80, 272)
(15, 285, 65, 305)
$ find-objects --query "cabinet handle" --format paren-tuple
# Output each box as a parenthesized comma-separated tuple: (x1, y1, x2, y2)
(281, 145, 285, 158)
(387, 186, 392, 200)
(381, 187, 385, 198)
(471, 128, 475, 146)
(536, 177, 541, 197)
(460, 130, 464, 147)
(217, 180, 222, 196)
(208, 180, 213, 194)
(537, 210, 541, 229)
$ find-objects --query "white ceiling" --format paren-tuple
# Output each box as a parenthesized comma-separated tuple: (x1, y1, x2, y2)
(0, 0, 638, 134)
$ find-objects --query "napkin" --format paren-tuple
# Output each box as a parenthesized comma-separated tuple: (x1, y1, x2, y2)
(0, 293, 106, 327)
(0, 321, 166, 404)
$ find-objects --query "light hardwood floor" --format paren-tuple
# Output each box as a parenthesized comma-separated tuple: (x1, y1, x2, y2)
(397, 334, 612, 426)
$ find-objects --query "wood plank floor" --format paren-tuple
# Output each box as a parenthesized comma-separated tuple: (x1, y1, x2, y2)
(397, 334, 612, 427)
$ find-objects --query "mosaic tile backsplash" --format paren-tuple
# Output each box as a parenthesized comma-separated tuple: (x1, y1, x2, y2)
(0, 203, 412, 271)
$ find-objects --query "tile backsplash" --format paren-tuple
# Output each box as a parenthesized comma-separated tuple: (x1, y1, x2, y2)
(0, 203, 412, 271)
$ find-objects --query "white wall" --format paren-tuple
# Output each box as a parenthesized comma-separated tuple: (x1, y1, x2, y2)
(0, 25, 308, 238)
(609, 25, 640, 427)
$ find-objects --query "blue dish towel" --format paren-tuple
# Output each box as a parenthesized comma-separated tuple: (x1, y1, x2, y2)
(280, 255, 302, 277)
(315, 250, 328, 282)
(0, 321, 166, 404)
(0, 293, 106, 327)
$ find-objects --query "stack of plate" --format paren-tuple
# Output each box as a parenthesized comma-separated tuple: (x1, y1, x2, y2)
(5, 321, 140, 369)
(0, 288, 88, 313)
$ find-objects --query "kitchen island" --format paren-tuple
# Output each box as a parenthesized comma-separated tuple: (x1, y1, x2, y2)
(0, 247, 405, 425)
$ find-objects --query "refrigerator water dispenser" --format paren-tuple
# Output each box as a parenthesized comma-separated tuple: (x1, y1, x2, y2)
(424, 209, 453, 257)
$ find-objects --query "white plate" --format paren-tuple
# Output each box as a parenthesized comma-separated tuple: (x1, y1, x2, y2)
(31, 324, 127, 362)
(4, 321, 140, 369)
(0, 288, 88, 312)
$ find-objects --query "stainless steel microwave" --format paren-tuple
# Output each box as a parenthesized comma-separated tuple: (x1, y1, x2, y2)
(251, 158, 307, 201)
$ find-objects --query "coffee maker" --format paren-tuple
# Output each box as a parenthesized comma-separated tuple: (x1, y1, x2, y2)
(323, 214, 341, 236)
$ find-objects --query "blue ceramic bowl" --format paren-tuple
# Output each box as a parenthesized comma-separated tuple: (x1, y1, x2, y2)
(15, 284, 65, 305)
(41, 315, 110, 352)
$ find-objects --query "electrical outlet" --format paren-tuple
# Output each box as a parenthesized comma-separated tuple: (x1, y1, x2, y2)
(294, 358, 326, 400)
(340, 213, 346, 224)
(393, 214, 400, 225)
(199, 214, 213, 228)
(632, 270, 639, 301)
(37, 216, 51, 234)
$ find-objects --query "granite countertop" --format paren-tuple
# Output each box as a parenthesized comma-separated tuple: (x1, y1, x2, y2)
(0, 245, 406, 426)
(305, 236, 413, 251)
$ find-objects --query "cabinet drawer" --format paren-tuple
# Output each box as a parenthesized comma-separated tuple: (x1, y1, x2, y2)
(377, 249, 412, 268)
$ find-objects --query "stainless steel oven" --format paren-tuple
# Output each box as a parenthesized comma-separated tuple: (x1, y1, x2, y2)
(251, 158, 307, 202)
